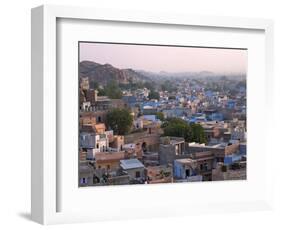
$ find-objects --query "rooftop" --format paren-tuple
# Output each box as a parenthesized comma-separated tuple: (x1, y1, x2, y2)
(170, 139, 184, 145)
(189, 142, 228, 149)
(175, 158, 196, 164)
(161, 136, 185, 145)
(96, 96, 110, 102)
(120, 159, 145, 170)
(95, 152, 125, 162)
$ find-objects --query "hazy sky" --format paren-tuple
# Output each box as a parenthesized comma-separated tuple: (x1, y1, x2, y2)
(80, 42, 247, 74)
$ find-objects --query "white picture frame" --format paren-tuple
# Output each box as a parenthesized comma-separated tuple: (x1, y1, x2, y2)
(31, 5, 274, 225)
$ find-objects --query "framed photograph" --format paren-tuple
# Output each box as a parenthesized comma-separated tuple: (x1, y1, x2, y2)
(31, 5, 274, 225)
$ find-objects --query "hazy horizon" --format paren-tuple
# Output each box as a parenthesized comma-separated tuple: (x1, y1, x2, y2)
(80, 42, 247, 75)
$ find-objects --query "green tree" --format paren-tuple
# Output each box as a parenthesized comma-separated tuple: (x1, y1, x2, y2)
(106, 108, 133, 135)
(163, 118, 192, 141)
(156, 112, 165, 121)
(105, 80, 122, 99)
(162, 118, 207, 143)
(190, 123, 207, 144)
(97, 88, 106, 96)
(148, 90, 160, 100)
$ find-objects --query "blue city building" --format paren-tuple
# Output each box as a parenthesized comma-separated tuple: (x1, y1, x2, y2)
(209, 112, 224, 121)
(224, 154, 243, 165)
(205, 90, 214, 98)
(227, 100, 236, 109)
(122, 95, 137, 108)
(239, 143, 247, 155)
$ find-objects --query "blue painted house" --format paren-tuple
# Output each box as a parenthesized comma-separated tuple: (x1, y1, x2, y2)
(227, 100, 236, 109)
(122, 95, 137, 108)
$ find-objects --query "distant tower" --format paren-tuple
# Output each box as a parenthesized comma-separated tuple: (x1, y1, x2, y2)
(86, 89, 99, 104)
(80, 77, 89, 90)
(93, 89, 98, 103)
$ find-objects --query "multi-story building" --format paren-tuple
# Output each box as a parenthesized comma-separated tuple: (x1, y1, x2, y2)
(120, 159, 146, 183)
(173, 158, 203, 182)
(159, 136, 186, 165)
(95, 152, 125, 171)
(188, 142, 240, 163)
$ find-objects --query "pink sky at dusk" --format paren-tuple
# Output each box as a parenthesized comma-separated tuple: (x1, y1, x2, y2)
(79, 42, 247, 74)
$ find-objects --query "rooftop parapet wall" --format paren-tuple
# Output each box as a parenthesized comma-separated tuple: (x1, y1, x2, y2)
(188, 142, 240, 157)
(124, 132, 160, 146)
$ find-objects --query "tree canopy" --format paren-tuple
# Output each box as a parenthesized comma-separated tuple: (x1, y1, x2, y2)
(156, 112, 165, 121)
(148, 90, 160, 100)
(190, 123, 207, 144)
(162, 118, 192, 142)
(106, 108, 133, 135)
(162, 118, 207, 143)
(105, 80, 123, 99)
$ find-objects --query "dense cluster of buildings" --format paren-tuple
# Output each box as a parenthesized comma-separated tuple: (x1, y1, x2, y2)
(79, 76, 247, 186)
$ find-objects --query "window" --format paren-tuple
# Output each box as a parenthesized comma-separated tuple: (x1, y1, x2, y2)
(204, 163, 208, 171)
(135, 171, 141, 178)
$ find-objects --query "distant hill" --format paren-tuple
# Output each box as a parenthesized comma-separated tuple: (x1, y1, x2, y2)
(80, 61, 246, 87)
(138, 70, 246, 82)
(79, 61, 151, 86)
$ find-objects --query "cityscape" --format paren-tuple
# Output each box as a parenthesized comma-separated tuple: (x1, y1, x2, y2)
(79, 42, 247, 187)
